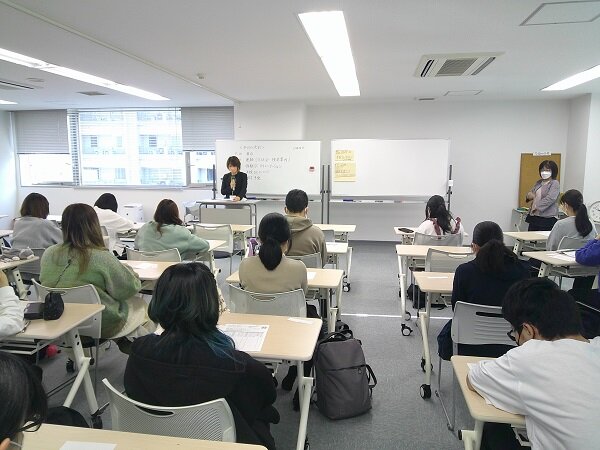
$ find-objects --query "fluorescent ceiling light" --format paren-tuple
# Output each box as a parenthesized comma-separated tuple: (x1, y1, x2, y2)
(298, 11, 360, 97)
(0, 47, 169, 100)
(0, 99, 17, 105)
(542, 64, 600, 91)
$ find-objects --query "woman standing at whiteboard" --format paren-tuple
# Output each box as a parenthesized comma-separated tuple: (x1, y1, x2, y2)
(221, 156, 248, 201)
(525, 160, 560, 232)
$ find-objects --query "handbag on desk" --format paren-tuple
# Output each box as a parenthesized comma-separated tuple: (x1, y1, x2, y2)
(43, 291, 64, 320)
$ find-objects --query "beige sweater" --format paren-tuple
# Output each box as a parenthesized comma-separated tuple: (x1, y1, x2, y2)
(239, 255, 307, 294)
(286, 215, 327, 266)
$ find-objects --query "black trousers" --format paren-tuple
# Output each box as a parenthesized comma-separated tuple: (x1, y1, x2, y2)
(526, 215, 557, 232)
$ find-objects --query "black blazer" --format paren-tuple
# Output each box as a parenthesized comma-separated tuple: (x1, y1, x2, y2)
(221, 172, 248, 199)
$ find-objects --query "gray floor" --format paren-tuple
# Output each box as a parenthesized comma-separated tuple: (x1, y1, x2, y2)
(43, 241, 474, 449)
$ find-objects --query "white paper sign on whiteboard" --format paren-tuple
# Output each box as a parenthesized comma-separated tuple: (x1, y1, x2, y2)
(330, 139, 450, 198)
(216, 140, 322, 196)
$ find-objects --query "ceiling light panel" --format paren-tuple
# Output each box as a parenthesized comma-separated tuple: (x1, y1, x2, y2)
(522, 1, 600, 25)
(298, 11, 360, 97)
(542, 64, 600, 90)
(0, 99, 17, 104)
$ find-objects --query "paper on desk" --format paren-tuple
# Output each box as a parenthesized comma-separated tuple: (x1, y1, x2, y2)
(60, 443, 116, 450)
(549, 252, 575, 262)
(307, 271, 316, 280)
(130, 262, 156, 269)
(561, 250, 576, 258)
(217, 324, 269, 352)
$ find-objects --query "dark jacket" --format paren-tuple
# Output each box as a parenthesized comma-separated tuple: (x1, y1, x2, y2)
(576, 239, 600, 292)
(124, 332, 278, 449)
(221, 172, 248, 199)
(451, 257, 530, 309)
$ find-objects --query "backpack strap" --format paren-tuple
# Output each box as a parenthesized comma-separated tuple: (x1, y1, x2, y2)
(452, 217, 462, 234)
(431, 218, 442, 236)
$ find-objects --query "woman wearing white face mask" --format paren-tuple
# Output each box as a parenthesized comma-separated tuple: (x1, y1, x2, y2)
(525, 160, 560, 231)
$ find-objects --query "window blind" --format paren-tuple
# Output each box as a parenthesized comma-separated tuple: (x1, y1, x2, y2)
(181, 107, 234, 151)
(14, 110, 69, 154)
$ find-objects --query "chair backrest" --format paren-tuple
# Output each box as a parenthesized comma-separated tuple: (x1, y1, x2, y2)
(126, 248, 182, 262)
(558, 236, 590, 251)
(32, 280, 102, 339)
(425, 248, 474, 273)
(414, 231, 463, 246)
(100, 225, 109, 237)
(17, 248, 46, 277)
(228, 285, 307, 317)
(451, 301, 516, 347)
(288, 252, 322, 269)
(193, 224, 234, 254)
(322, 229, 335, 243)
(102, 378, 236, 442)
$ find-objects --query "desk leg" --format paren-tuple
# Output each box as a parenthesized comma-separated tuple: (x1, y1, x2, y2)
(512, 240, 523, 256)
(207, 250, 218, 277)
(538, 263, 551, 277)
(328, 282, 342, 333)
(7, 268, 28, 300)
(474, 420, 484, 450)
(419, 294, 432, 399)
(343, 246, 352, 291)
(296, 361, 313, 450)
(63, 328, 98, 415)
(398, 255, 410, 321)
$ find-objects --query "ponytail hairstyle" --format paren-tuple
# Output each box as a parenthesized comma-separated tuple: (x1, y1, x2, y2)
(472, 221, 517, 274)
(257, 212, 291, 271)
(560, 189, 593, 237)
(425, 195, 453, 233)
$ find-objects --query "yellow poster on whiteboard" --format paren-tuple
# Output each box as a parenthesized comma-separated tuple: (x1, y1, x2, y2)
(334, 162, 356, 182)
(335, 149, 355, 162)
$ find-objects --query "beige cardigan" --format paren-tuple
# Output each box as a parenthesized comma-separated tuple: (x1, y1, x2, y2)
(238, 255, 307, 294)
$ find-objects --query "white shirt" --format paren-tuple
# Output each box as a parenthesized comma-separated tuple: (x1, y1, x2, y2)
(0, 286, 24, 338)
(93, 206, 135, 250)
(414, 219, 465, 237)
(469, 337, 600, 450)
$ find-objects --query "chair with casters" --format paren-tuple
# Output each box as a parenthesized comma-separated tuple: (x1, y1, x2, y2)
(31, 280, 104, 390)
(414, 231, 463, 246)
(228, 285, 307, 318)
(102, 378, 236, 442)
(193, 224, 235, 275)
(436, 301, 515, 433)
(126, 248, 182, 262)
(425, 248, 474, 306)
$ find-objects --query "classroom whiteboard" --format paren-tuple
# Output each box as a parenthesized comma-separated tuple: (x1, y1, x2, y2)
(215, 140, 322, 196)
(330, 139, 450, 198)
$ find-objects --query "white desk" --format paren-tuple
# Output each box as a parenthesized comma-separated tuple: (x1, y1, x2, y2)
(196, 199, 260, 236)
(326, 242, 350, 286)
(316, 223, 355, 291)
(396, 244, 470, 320)
(0, 228, 13, 238)
(24, 423, 266, 450)
(226, 268, 344, 333)
(413, 271, 454, 399)
(523, 250, 600, 278)
(452, 356, 525, 450)
(503, 230, 549, 255)
(0, 256, 40, 299)
(1, 303, 105, 422)
(219, 312, 322, 450)
(122, 260, 179, 281)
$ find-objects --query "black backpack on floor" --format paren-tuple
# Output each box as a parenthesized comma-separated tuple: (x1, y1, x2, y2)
(314, 330, 377, 420)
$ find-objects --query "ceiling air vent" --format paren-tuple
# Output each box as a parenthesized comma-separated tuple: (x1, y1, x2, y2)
(0, 79, 36, 90)
(415, 53, 503, 77)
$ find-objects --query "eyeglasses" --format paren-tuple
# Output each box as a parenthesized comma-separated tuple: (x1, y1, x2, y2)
(507, 325, 523, 343)
(16, 419, 43, 433)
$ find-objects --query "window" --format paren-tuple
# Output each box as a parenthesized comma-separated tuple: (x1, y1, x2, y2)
(15, 107, 233, 187)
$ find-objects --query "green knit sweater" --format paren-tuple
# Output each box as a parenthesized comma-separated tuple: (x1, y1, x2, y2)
(40, 244, 142, 338)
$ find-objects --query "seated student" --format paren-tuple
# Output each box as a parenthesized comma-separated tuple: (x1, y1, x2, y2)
(0, 351, 48, 450)
(40, 204, 153, 342)
(124, 263, 279, 450)
(574, 235, 600, 332)
(93, 193, 135, 248)
(468, 278, 600, 450)
(135, 199, 209, 258)
(0, 271, 24, 338)
(437, 221, 529, 359)
(414, 195, 464, 240)
(284, 189, 327, 266)
(547, 189, 595, 251)
(12, 193, 62, 250)
(239, 212, 307, 295)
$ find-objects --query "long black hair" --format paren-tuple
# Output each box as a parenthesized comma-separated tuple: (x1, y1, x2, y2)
(472, 221, 517, 273)
(148, 262, 236, 360)
(560, 189, 593, 237)
(258, 212, 291, 271)
(94, 193, 118, 213)
(425, 195, 453, 233)
(0, 352, 48, 441)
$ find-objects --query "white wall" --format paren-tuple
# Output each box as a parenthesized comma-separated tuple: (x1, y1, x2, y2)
(564, 95, 591, 193)
(306, 100, 570, 240)
(0, 111, 17, 229)
(234, 101, 305, 140)
(583, 94, 600, 203)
